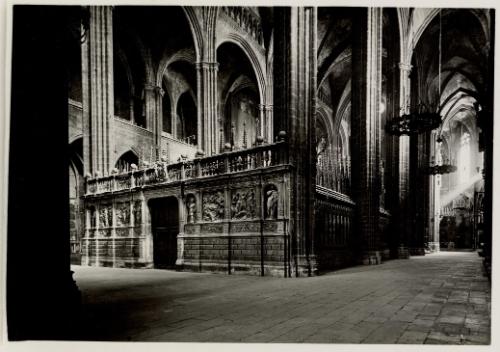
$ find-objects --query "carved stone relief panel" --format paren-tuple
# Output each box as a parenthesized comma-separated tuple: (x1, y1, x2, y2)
(99, 204, 112, 228)
(116, 202, 130, 227)
(231, 188, 257, 220)
(202, 191, 225, 221)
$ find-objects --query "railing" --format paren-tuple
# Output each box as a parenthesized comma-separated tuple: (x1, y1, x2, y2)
(86, 141, 287, 195)
(315, 196, 355, 249)
(316, 149, 351, 196)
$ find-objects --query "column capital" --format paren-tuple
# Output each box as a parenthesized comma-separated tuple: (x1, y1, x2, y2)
(143, 83, 164, 96)
(258, 103, 273, 112)
(398, 62, 413, 73)
(196, 61, 219, 71)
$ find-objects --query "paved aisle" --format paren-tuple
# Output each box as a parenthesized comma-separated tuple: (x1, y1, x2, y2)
(73, 251, 490, 344)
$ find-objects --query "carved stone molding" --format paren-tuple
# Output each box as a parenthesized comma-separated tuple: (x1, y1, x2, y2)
(200, 223, 224, 233)
(231, 221, 259, 232)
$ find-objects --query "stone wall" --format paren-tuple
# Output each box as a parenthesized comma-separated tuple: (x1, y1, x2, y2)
(82, 164, 291, 276)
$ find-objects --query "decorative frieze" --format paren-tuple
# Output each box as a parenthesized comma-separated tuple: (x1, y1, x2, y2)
(98, 229, 112, 237)
(116, 228, 129, 237)
(231, 221, 259, 232)
(263, 221, 278, 232)
(184, 224, 197, 234)
(200, 223, 224, 233)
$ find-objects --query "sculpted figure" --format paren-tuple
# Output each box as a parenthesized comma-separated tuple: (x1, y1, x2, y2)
(266, 189, 278, 219)
(186, 196, 196, 223)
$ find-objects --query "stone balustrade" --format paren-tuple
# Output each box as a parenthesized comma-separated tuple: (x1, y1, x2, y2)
(85, 141, 287, 195)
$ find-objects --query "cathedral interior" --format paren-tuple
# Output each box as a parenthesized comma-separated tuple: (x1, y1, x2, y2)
(7, 5, 494, 341)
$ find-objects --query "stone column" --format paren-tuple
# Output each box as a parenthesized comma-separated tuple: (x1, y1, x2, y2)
(429, 137, 442, 252)
(82, 6, 115, 175)
(259, 104, 274, 143)
(409, 129, 430, 256)
(8, 7, 82, 339)
(144, 83, 164, 160)
(397, 62, 412, 258)
(351, 8, 383, 265)
(258, 103, 265, 141)
(273, 7, 317, 276)
(196, 61, 219, 155)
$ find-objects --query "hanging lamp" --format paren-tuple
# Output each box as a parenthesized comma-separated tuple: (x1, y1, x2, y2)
(386, 10, 443, 136)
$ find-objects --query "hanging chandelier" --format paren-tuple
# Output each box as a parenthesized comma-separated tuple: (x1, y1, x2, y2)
(386, 105, 441, 136)
(427, 160, 457, 175)
(386, 10, 443, 137)
(427, 135, 457, 175)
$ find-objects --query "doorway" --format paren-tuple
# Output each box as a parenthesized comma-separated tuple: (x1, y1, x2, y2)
(149, 197, 179, 269)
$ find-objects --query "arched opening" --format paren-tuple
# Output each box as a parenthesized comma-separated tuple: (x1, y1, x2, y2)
(176, 92, 197, 144)
(68, 33, 82, 103)
(115, 150, 139, 173)
(225, 87, 259, 149)
(163, 59, 197, 143)
(217, 42, 261, 151)
(316, 17, 352, 196)
(314, 8, 356, 272)
(149, 197, 179, 269)
(411, 9, 490, 252)
(113, 53, 133, 121)
(69, 138, 83, 264)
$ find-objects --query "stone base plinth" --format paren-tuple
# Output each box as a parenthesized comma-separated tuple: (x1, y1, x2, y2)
(428, 242, 440, 253)
(360, 251, 382, 265)
(398, 246, 410, 259)
(409, 247, 426, 256)
(292, 255, 318, 277)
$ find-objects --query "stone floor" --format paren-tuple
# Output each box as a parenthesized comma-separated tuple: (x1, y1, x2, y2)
(73, 251, 490, 344)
